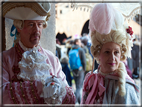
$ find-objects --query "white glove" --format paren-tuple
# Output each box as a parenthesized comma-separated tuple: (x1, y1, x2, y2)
(40, 75, 66, 104)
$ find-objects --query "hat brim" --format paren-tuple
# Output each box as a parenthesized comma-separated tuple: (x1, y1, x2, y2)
(2, 2, 51, 21)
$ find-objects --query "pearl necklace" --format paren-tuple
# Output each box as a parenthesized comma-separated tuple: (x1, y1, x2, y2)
(99, 68, 116, 76)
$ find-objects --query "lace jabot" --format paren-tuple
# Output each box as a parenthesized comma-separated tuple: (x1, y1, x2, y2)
(18, 41, 51, 84)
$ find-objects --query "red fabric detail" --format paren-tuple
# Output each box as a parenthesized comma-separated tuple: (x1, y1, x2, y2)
(11, 82, 20, 104)
(29, 81, 45, 104)
(17, 82, 25, 103)
(8, 82, 20, 104)
(84, 73, 106, 104)
(29, 81, 38, 104)
(12, 66, 20, 74)
(7, 83, 14, 104)
(11, 74, 23, 83)
(126, 26, 133, 36)
(62, 86, 76, 104)
(51, 82, 55, 85)
(22, 82, 31, 104)
(84, 74, 94, 92)
(28, 82, 34, 103)
(11, 43, 25, 83)
(32, 81, 41, 104)
(15, 43, 24, 61)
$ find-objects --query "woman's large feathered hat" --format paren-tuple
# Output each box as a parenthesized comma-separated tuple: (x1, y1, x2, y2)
(89, 3, 135, 62)
(2, 1, 51, 21)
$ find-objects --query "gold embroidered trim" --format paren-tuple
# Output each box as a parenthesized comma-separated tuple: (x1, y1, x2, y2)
(20, 82, 28, 104)
(10, 82, 17, 104)
(30, 82, 39, 103)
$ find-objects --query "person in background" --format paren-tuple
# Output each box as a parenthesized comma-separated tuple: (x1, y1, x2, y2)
(1, 1, 75, 105)
(81, 3, 139, 105)
(60, 56, 73, 87)
(81, 37, 88, 53)
(66, 40, 74, 56)
(69, 38, 86, 104)
(56, 38, 61, 59)
(81, 37, 93, 76)
(131, 38, 140, 79)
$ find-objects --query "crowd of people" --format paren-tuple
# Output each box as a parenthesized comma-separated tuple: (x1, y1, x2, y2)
(1, 1, 140, 106)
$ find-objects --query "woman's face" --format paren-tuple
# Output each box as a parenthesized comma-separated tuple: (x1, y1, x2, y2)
(99, 42, 121, 74)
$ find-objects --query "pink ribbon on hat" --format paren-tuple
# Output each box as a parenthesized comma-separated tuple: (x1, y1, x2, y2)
(84, 73, 106, 104)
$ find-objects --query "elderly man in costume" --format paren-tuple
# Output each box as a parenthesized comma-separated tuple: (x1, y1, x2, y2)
(1, 1, 75, 104)
(81, 3, 139, 105)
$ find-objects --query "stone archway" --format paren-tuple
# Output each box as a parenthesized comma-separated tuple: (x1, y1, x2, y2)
(81, 20, 89, 36)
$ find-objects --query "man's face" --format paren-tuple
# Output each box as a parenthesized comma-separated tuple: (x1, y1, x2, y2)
(99, 42, 121, 74)
(18, 20, 44, 48)
(76, 39, 82, 47)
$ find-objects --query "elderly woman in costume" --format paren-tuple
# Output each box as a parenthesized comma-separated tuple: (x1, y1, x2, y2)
(1, 1, 75, 104)
(81, 3, 139, 105)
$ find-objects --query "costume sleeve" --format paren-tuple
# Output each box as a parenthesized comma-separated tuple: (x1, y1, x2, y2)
(1, 57, 44, 104)
(62, 86, 76, 104)
(124, 82, 140, 104)
(81, 72, 92, 104)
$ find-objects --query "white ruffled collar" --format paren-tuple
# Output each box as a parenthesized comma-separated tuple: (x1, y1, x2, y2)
(19, 41, 40, 51)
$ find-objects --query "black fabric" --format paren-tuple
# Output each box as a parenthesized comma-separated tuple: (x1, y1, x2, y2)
(56, 33, 67, 45)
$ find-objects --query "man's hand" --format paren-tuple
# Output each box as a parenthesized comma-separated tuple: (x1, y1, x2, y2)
(40, 75, 66, 104)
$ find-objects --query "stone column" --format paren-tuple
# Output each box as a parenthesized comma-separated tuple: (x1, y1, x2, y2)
(41, 3, 56, 54)
(4, 3, 56, 54)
